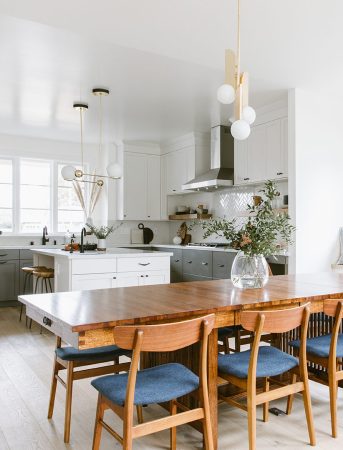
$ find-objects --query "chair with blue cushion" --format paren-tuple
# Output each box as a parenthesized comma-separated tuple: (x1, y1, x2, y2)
(218, 303, 316, 450)
(91, 314, 215, 450)
(48, 336, 131, 443)
(289, 299, 343, 438)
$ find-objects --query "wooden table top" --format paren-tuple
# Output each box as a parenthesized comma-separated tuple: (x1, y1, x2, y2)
(19, 272, 343, 333)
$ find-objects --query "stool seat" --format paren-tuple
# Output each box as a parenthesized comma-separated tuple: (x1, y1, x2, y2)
(22, 265, 47, 273)
(33, 270, 54, 278)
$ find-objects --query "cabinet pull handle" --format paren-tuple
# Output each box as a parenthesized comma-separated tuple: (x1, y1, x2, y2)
(277, 172, 283, 175)
(218, 264, 225, 268)
(0, 254, 8, 257)
(113, 276, 116, 279)
(187, 261, 192, 264)
(174, 259, 180, 262)
(0, 261, 7, 264)
(138, 262, 150, 266)
(140, 275, 144, 277)
(243, 177, 250, 181)
(43, 316, 52, 327)
(202, 262, 208, 266)
(172, 189, 176, 192)
(145, 275, 148, 277)
(147, 216, 151, 218)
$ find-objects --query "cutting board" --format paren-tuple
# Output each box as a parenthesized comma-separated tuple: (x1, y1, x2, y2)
(131, 229, 144, 244)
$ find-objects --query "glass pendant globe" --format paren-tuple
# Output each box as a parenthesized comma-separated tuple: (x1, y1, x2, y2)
(107, 163, 122, 179)
(217, 84, 235, 104)
(61, 165, 76, 181)
(242, 106, 256, 125)
(231, 120, 251, 140)
(229, 116, 235, 124)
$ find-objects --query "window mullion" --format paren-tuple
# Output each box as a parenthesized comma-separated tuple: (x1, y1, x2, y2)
(13, 157, 20, 233)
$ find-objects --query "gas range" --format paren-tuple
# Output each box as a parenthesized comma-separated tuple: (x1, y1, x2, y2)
(187, 243, 230, 248)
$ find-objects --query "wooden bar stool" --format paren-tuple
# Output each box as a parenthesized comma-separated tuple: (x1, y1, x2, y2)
(19, 265, 47, 322)
(33, 268, 54, 294)
(91, 314, 215, 450)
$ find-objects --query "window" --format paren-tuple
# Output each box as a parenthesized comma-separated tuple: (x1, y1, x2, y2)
(19, 159, 52, 233)
(0, 159, 13, 232)
(57, 164, 85, 232)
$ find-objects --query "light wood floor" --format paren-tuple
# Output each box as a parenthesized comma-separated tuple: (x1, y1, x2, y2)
(1, 306, 343, 449)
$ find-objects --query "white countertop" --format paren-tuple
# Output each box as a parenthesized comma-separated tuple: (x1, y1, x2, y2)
(31, 248, 173, 259)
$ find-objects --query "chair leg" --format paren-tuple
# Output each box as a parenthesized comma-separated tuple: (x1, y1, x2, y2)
(170, 399, 177, 450)
(329, 370, 338, 438)
(92, 394, 105, 450)
(64, 361, 74, 443)
(263, 378, 269, 422)
(48, 355, 59, 419)
(286, 373, 297, 415)
(136, 405, 144, 424)
(247, 400, 257, 450)
(302, 378, 316, 446)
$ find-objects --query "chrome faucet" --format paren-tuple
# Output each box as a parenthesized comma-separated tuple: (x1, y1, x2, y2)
(42, 226, 49, 245)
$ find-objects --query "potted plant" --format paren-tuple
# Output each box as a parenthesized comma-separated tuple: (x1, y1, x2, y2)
(193, 181, 294, 289)
(85, 223, 118, 251)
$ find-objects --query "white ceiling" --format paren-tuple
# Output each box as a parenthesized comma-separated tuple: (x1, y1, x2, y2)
(0, 0, 342, 143)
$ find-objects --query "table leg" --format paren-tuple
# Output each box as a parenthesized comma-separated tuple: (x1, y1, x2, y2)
(208, 329, 218, 450)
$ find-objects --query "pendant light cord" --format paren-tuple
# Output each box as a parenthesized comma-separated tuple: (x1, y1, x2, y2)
(80, 107, 84, 170)
(98, 94, 103, 165)
(236, 0, 241, 87)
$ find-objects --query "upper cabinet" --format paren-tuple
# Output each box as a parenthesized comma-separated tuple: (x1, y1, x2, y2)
(234, 117, 288, 185)
(163, 147, 193, 195)
(123, 152, 161, 220)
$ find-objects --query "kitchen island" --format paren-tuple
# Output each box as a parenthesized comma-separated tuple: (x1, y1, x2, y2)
(32, 248, 172, 292)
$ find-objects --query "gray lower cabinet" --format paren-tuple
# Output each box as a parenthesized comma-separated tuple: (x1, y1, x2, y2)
(156, 247, 183, 282)
(182, 273, 212, 282)
(20, 259, 34, 294)
(212, 252, 235, 279)
(0, 259, 20, 302)
(182, 249, 212, 279)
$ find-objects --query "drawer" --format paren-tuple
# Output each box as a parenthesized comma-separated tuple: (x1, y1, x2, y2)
(72, 258, 117, 274)
(182, 249, 212, 278)
(20, 249, 34, 260)
(117, 256, 170, 273)
(0, 249, 20, 260)
(170, 249, 183, 273)
(212, 252, 236, 279)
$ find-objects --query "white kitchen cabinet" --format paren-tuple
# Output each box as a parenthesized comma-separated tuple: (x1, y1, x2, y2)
(116, 270, 169, 287)
(72, 273, 117, 291)
(123, 152, 161, 220)
(164, 148, 191, 195)
(266, 118, 288, 180)
(234, 117, 288, 185)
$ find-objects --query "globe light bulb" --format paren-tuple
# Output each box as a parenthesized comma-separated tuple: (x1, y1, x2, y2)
(61, 165, 76, 181)
(217, 84, 235, 105)
(106, 163, 122, 179)
(231, 120, 251, 140)
(242, 106, 256, 125)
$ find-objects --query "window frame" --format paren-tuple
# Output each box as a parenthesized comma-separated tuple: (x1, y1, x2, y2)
(0, 156, 87, 235)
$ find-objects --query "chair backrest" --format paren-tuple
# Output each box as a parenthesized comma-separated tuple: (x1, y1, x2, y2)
(323, 299, 343, 318)
(241, 303, 310, 334)
(113, 314, 216, 352)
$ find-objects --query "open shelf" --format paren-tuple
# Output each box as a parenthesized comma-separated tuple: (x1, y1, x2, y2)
(168, 213, 213, 221)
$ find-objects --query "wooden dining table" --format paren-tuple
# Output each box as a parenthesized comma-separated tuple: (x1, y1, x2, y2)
(18, 272, 343, 449)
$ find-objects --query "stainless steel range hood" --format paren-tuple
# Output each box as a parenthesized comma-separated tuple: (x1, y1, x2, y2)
(182, 125, 234, 192)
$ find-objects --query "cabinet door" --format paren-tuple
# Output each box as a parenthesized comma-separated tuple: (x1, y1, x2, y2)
(123, 153, 147, 220)
(212, 252, 236, 279)
(147, 155, 161, 220)
(0, 260, 19, 301)
(116, 272, 140, 287)
(234, 139, 248, 184)
(166, 149, 189, 194)
(182, 250, 212, 278)
(72, 273, 117, 291)
(142, 271, 169, 285)
(247, 124, 267, 183)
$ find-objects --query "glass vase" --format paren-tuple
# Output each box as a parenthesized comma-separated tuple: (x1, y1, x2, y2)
(231, 251, 269, 289)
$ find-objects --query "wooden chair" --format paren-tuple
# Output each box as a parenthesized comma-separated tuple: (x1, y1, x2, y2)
(218, 303, 316, 450)
(48, 336, 131, 443)
(289, 298, 343, 438)
(218, 264, 274, 354)
(91, 314, 215, 450)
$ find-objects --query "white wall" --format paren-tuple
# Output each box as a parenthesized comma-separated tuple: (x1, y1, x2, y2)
(289, 89, 343, 273)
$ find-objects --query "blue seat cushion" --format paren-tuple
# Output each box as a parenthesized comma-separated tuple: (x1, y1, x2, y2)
(218, 346, 299, 379)
(218, 325, 242, 340)
(91, 363, 199, 406)
(289, 334, 343, 358)
(56, 345, 130, 362)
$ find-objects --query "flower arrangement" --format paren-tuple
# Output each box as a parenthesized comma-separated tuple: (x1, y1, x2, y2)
(86, 223, 120, 239)
(193, 181, 294, 257)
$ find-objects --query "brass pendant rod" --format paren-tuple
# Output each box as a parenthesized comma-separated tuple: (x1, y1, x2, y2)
(236, 0, 241, 86)
(80, 107, 84, 170)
